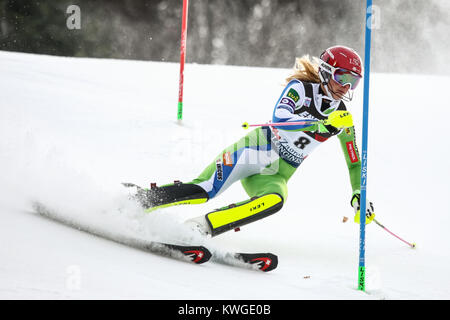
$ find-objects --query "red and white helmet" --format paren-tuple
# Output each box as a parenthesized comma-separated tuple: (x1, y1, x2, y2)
(318, 46, 363, 101)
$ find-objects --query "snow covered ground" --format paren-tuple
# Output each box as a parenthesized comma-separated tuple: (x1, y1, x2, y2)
(1, 51, 449, 300)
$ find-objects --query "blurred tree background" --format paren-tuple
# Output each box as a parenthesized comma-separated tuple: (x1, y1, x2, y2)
(0, 0, 448, 74)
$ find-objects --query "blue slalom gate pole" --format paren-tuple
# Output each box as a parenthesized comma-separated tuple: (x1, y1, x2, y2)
(358, 0, 374, 292)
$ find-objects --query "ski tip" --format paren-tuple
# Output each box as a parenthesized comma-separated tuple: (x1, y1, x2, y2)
(256, 253, 278, 272)
(182, 246, 212, 264)
(237, 252, 278, 272)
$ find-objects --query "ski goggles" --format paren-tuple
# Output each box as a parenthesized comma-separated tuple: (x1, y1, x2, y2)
(332, 68, 362, 90)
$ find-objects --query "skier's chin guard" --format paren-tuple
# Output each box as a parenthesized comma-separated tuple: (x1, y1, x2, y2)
(205, 193, 284, 237)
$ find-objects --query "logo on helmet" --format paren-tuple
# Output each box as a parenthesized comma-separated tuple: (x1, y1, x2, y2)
(350, 58, 361, 67)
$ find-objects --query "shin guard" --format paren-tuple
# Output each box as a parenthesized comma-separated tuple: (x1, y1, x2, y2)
(205, 193, 284, 237)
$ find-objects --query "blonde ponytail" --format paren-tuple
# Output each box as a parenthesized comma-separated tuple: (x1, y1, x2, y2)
(285, 55, 321, 84)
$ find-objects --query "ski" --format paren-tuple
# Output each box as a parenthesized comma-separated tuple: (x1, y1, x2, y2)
(31, 201, 277, 270)
(140, 243, 211, 264)
(213, 251, 278, 272)
(31, 202, 211, 264)
(235, 252, 278, 272)
(122, 182, 279, 271)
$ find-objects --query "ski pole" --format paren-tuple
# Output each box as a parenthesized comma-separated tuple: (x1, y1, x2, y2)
(242, 119, 319, 129)
(373, 218, 416, 249)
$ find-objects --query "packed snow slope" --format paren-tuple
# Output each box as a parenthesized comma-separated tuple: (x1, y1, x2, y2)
(1, 51, 449, 300)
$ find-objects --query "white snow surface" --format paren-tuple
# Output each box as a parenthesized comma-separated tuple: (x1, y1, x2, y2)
(1, 51, 449, 300)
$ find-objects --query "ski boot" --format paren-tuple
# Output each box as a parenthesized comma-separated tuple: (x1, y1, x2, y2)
(123, 181, 209, 212)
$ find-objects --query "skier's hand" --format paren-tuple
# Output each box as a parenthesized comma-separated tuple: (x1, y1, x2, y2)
(324, 110, 353, 129)
(351, 192, 375, 225)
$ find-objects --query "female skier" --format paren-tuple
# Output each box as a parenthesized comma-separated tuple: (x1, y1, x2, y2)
(127, 45, 375, 237)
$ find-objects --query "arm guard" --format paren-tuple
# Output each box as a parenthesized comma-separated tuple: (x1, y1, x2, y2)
(337, 126, 361, 193)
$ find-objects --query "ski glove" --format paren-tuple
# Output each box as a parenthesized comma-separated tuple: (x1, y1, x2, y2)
(351, 192, 375, 225)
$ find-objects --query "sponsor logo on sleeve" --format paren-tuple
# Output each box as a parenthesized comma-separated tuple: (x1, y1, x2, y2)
(287, 88, 300, 103)
(280, 98, 296, 110)
(222, 151, 233, 167)
(346, 141, 359, 163)
(215, 160, 224, 181)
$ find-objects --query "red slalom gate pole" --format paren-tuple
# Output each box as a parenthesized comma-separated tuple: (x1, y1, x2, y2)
(177, 0, 189, 121)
